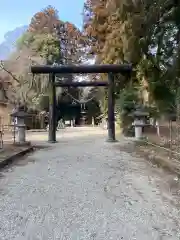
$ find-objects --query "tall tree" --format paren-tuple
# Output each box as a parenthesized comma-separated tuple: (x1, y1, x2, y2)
(82, 0, 180, 132)
(83, 0, 180, 106)
(2, 5, 85, 110)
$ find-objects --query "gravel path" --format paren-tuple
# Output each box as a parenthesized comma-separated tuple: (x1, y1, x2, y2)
(0, 127, 180, 239)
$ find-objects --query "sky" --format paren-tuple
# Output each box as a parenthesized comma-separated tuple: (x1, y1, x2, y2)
(0, 0, 85, 43)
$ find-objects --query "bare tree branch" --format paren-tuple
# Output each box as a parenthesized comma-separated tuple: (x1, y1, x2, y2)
(0, 60, 20, 83)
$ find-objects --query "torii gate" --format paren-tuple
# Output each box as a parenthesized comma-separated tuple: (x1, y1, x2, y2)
(31, 64, 132, 143)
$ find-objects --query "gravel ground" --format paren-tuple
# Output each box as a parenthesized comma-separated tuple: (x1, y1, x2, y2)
(0, 127, 180, 239)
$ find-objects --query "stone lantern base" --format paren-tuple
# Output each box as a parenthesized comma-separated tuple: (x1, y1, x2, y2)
(14, 125, 31, 146)
(13, 141, 31, 146)
(133, 120, 145, 139)
(11, 108, 30, 146)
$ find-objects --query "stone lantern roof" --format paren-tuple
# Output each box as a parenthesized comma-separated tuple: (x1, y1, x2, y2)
(167, 113, 176, 121)
(129, 105, 149, 118)
(11, 109, 29, 118)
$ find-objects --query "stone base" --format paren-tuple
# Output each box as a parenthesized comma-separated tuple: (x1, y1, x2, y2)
(106, 138, 118, 143)
(13, 141, 31, 146)
(48, 140, 57, 144)
(135, 136, 147, 141)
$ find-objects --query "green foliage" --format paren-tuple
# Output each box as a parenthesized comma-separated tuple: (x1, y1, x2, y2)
(17, 31, 61, 64)
(115, 85, 139, 129)
(8, 6, 84, 110)
(31, 33, 61, 64)
(16, 32, 34, 50)
(83, 0, 180, 130)
(116, 86, 139, 116)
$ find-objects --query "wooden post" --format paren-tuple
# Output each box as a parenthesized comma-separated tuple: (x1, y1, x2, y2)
(107, 73, 117, 142)
(48, 73, 57, 143)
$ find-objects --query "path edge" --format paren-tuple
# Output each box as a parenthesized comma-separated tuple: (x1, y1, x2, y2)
(0, 146, 34, 169)
(118, 137, 180, 177)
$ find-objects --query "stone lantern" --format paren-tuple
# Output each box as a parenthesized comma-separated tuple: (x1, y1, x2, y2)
(130, 105, 149, 139)
(79, 100, 87, 126)
(11, 108, 29, 145)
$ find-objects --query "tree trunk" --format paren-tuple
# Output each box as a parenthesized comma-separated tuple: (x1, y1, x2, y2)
(141, 76, 149, 105)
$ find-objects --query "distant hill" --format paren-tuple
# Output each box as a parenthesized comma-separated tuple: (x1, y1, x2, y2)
(0, 25, 28, 60)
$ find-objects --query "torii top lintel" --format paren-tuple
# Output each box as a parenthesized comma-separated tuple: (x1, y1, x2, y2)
(31, 64, 132, 74)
